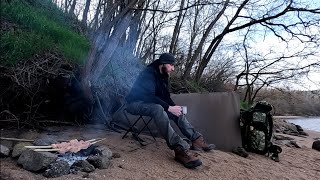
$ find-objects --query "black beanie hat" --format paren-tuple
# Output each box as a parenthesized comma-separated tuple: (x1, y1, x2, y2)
(158, 53, 176, 64)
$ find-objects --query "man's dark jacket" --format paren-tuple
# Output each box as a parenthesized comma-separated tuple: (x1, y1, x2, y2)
(126, 60, 175, 110)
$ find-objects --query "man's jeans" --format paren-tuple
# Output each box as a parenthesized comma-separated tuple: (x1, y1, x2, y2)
(126, 101, 201, 150)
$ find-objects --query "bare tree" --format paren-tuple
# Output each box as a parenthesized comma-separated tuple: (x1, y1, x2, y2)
(182, 0, 229, 80)
(81, 0, 146, 101)
(169, 0, 186, 54)
(234, 28, 320, 104)
(50, 0, 320, 115)
(82, 0, 91, 25)
(69, 0, 77, 16)
(194, 0, 320, 82)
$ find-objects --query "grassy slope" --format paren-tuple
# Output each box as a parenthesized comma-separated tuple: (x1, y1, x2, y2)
(0, 0, 89, 65)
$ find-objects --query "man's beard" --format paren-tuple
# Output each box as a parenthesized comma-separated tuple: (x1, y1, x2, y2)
(161, 66, 170, 78)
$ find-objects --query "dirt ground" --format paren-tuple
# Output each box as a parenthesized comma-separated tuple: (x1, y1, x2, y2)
(0, 124, 319, 180)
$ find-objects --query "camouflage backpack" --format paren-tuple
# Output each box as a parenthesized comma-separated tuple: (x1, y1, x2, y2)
(240, 101, 280, 156)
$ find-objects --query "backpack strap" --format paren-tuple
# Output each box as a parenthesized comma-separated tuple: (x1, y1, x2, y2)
(268, 143, 282, 162)
(268, 143, 282, 154)
(240, 109, 253, 151)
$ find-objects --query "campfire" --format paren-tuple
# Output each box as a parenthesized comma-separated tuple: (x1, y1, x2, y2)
(1, 136, 115, 178)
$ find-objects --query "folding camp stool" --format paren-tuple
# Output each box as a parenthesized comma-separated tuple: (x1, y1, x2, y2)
(122, 112, 157, 146)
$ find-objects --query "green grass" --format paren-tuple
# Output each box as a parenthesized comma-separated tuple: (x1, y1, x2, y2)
(240, 101, 251, 111)
(1, 30, 54, 65)
(0, 0, 89, 65)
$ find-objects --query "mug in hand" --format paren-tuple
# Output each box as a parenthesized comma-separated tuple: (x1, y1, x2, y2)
(181, 106, 187, 115)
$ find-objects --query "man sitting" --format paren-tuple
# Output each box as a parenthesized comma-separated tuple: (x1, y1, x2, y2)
(125, 53, 215, 169)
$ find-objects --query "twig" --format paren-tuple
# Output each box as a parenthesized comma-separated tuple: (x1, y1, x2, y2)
(90, 138, 106, 144)
(0, 110, 19, 128)
(0, 137, 34, 142)
(34, 149, 59, 152)
(25, 145, 52, 149)
(37, 120, 74, 125)
(0, 119, 19, 122)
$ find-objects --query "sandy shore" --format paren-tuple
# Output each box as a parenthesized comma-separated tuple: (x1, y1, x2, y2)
(1, 125, 319, 180)
(273, 116, 307, 119)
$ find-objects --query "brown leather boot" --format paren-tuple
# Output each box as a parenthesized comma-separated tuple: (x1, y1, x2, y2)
(174, 146, 202, 169)
(191, 136, 216, 152)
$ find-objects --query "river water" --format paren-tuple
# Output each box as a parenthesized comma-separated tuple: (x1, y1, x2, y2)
(288, 117, 320, 132)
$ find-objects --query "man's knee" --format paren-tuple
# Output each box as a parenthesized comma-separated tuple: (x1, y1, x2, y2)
(149, 104, 165, 116)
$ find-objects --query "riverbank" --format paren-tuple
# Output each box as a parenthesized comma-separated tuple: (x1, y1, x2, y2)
(274, 116, 320, 132)
(273, 116, 306, 119)
(1, 121, 319, 180)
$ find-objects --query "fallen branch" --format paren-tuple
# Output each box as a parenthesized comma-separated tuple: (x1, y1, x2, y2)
(0, 137, 34, 142)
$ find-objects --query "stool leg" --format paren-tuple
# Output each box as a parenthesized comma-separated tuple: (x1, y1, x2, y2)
(138, 117, 157, 143)
(122, 116, 142, 139)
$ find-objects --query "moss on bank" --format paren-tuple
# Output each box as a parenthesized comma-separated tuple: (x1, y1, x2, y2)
(0, 0, 89, 65)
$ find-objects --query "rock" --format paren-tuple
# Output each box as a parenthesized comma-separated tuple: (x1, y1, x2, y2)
(298, 131, 309, 136)
(18, 130, 39, 140)
(232, 146, 249, 158)
(0, 140, 14, 151)
(274, 134, 294, 140)
(43, 161, 70, 178)
(312, 140, 320, 151)
(0, 144, 10, 157)
(82, 173, 90, 178)
(295, 125, 304, 132)
(87, 155, 112, 169)
(283, 131, 300, 136)
(112, 152, 121, 158)
(77, 144, 98, 156)
(289, 141, 301, 148)
(274, 119, 300, 135)
(11, 142, 32, 158)
(277, 140, 301, 148)
(17, 149, 58, 172)
(92, 146, 113, 159)
(71, 160, 95, 173)
(33, 136, 58, 146)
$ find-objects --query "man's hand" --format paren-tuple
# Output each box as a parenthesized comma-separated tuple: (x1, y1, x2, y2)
(168, 106, 182, 117)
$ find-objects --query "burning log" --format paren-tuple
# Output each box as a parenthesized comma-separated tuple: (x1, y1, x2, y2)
(25, 138, 105, 154)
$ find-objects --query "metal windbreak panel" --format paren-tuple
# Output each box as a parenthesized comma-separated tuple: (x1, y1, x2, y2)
(111, 92, 241, 151)
(171, 92, 241, 151)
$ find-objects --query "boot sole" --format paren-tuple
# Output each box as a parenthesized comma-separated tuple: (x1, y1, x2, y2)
(191, 146, 215, 152)
(174, 158, 202, 169)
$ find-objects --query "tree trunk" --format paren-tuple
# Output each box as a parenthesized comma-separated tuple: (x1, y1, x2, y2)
(91, 0, 102, 31)
(87, 1, 139, 83)
(64, 0, 69, 13)
(182, 0, 229, 80)
(128, 1, 145, 55)
(82, 0, 91, 25)
(169, 0, 185, 54)
(184, 1, 199, 79)
(69, 0, 77, 16)
(194, 0, 249, 82)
